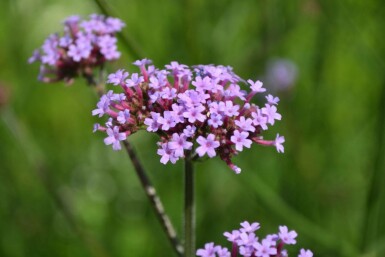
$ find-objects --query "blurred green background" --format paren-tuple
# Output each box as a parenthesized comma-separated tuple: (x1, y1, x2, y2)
(1, 0, 384, 256)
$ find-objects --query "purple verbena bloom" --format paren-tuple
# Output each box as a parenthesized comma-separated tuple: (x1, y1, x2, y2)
(248, 79, 266, 93)
(231, 130, 252, 151)
(298, 249, 313, 257)
(261, 104, 281, 125)
(117, 110, 131, 124)
(239, 245, 254, 257)
(183, 125, 196, 138)
(157, 142, 178, 164)
(266, 94, 280, 105)
(105, 17, 125, 33)
(235, 117, 255, 132)
(125, 73, 144, 87)
(144, 112, 162, 132)
(278, 226, 297, 245)
(223, 230, 241, 243)
(107, 69, 129, 85)
(216, 246, 230, 257)
(198, 220, 312, 257)
(30, 14, 124, 84)
(168, 133, 193, 157)
(237, 232, 258, 246)
(92, 95, 110, 117)
(196, 243, 218, 257)
(240, 221, 260, 233)
(159, 111, 177, 131)
(133, 58, 152, 67)
(196, 134, 220, 158)
(251, 110, 268, 130)
(208, 113, 223, 128)
(253, 239, 277, 257)
(183, 104, 206, 123)
(104, 126, 126, 150)
(93, 59, 285, 172)
(274, 134, 285, 153)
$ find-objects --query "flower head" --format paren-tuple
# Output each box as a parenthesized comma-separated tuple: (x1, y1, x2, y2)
(30, 14, 124, 84)
(197, 220, 312, 257)
(93, 60, 285, 173)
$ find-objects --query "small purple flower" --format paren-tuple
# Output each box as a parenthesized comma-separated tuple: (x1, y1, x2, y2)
(248, 79, 266, 93)
(231, 130, 252, 151)
(93, 123, 100, 133)
(183, 105, 206, 123)
(207, 113, 223, 128)
(125, 73, 144, 87)
(105, 17, 125, 33)
(222, 101, 240, 117)
(67, 39, 92, 62)
(144, 112, 162, 132)
(274, 134, 285, 153)
(253, 239, 277, 257)
(168, 133, 193, 158)
(236, 232, 258, 246)
(183, 125, 196, 138)
(265, 94, 280, 105)
(104, 126, 126, 150)
(216, 246, 230, 257)
(157, 142, 178, 164)
(240, 221, 260, 233)
(196, 134, 220, 158)
(278, 226, 297, 245)
(117, 110, 131, 124)
(92, 95, 110, 117)
(251, 110, 268, 130)
(298, 249, 313, 257)
(133, 58, 152, 67)
(196, 242, 218, 257)
(107, 69, 129, 85)
(235, 117, 255, 132)
(223, 230, 240, 243)
(261, 104, 281, 125)
(159, 111, 177, 131)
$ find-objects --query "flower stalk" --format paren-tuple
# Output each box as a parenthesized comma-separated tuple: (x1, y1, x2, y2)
(184, 151, 195, 257)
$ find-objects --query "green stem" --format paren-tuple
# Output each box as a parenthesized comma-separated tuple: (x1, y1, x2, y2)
(184, 151, 195, 257)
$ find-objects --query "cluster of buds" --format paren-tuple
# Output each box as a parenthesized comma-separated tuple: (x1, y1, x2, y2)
(93, 59, 285, 173)
(29, 14, 125, 84)
(197, 221, 313, 257)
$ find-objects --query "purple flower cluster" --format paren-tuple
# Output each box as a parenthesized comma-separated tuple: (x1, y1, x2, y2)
(93, 59, 285, 173)
(29, 14, 125, 83)
(196, 221, 313, 257)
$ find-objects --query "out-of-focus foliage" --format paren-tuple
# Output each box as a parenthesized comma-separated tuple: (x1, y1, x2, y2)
(0, 0, 384, 256)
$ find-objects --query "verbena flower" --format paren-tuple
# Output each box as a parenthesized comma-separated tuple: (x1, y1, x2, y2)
(196, 220, 313, 257)
(93, 59, 285, 173)
(29, 14, 124, 84)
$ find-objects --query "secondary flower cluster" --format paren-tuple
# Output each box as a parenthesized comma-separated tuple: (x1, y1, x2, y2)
(93, 59, 285, 173)
(29, 14, 125, 84)
(197, 221, 313, 257)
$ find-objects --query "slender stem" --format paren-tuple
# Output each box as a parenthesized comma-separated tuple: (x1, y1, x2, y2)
(122, 141, 184, 257)
(89, 74, 183, 256)
(184, 151, 195, 257)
